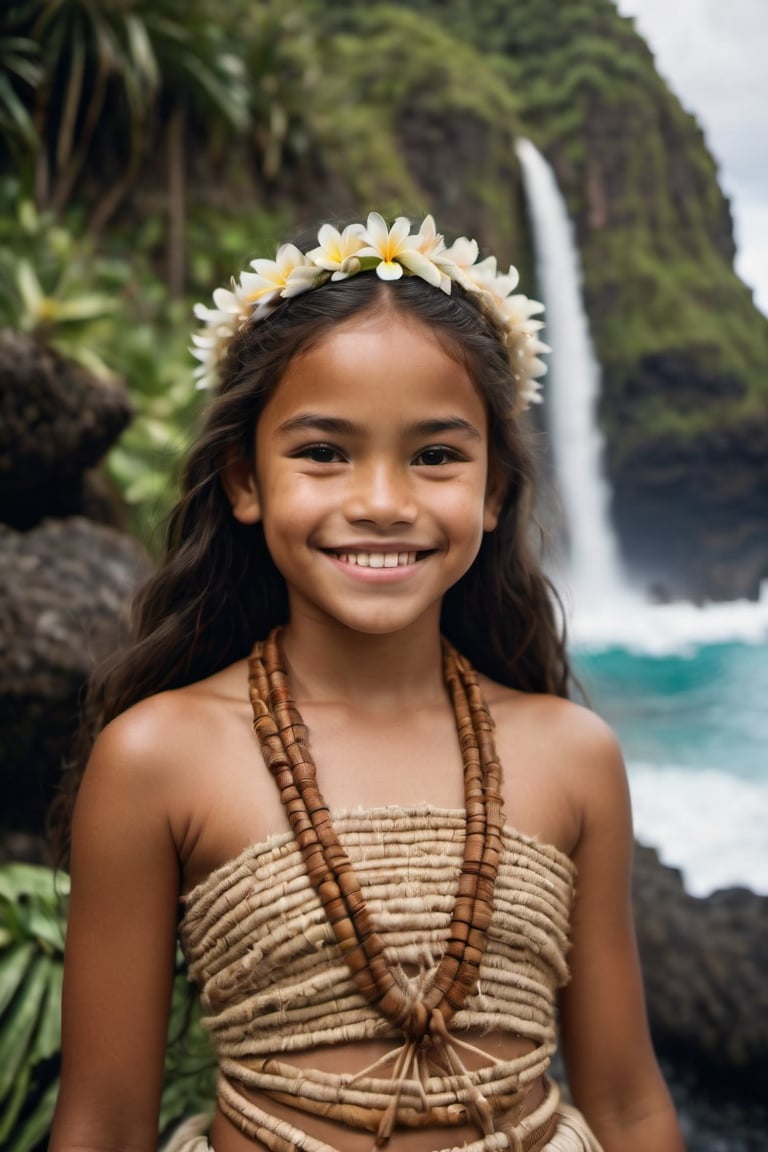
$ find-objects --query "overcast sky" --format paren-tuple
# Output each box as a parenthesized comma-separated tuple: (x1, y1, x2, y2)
(614, 0, 768, 315)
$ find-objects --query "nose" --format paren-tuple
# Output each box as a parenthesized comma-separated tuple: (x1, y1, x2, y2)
(342, 458, 417, 526)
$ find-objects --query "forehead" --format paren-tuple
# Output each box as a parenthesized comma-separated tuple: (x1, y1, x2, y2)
(261, 313, 487, 430)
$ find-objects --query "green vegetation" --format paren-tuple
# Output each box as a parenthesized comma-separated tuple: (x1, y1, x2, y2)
(0, 864, 215, 1150)
(0, 865, 65, 1152)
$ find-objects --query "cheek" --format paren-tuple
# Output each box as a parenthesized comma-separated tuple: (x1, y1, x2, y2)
(260, 474, 326, 539)
(436, 483, 488, 539)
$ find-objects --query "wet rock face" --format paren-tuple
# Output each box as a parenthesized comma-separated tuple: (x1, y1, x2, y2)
(0, 518, 152, 833)
(0, 330, 132, 529)
(607, 407, 768, 601)
(604, 353, 768, 603)
(632, 843, 768, 1096)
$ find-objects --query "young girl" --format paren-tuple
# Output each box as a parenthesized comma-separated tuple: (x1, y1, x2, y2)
(49, 214, 684, 1152)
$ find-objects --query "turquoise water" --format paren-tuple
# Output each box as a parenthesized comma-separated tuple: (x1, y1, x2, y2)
(571, 640, 768, 895)
(574, 641, 768, 778)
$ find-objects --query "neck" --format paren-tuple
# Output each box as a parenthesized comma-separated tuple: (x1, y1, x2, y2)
(279, 613, 446, 710)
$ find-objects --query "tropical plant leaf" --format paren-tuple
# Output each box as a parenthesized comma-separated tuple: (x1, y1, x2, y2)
(0, 953, 51, 1101)
(0, 863, 217, 1150)
(29, 961, 63, 1065)
(0, 1061, 31, 1144)
(0, 865, 66, 1150)
(0, 864, 69, 908)
(0, 940, 36, 1016)
(6, 1078, 60, 1152)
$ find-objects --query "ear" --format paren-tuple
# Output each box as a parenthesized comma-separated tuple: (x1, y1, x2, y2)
(221, 454, 262, 524)
(483, 469, 506, 533)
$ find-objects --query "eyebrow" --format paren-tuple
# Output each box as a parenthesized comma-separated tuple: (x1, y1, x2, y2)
(277, 414, 482, 440)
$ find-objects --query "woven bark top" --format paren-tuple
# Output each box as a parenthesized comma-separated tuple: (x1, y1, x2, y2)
(179, 635, 577, 1148)
(180, 809, 575, 1144)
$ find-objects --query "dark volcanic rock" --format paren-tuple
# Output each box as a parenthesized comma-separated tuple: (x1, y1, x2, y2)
(0, 518, 152, 833)
(0, 330, 132, 529)
(608, 410, 768, 601)
(632, 842, 768, 1097)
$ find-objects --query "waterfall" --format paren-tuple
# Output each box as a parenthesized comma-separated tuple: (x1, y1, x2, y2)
(514, 138, 627, 608)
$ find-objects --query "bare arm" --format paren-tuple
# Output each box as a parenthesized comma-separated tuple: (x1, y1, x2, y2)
(558, 717, 685, 1152)
(49, 710, 181, 1152)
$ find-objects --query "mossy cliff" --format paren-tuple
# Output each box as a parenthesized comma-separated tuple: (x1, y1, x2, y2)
(485, 0, 768, 601)
(240, 0, 766, 601)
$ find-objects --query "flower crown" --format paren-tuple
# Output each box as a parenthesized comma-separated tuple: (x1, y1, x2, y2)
(191, 212, 549, 412)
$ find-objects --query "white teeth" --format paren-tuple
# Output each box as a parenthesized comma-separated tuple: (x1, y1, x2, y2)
(335, 551, 418, 567)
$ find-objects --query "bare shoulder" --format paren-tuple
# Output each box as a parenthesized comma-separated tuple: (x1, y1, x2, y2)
(484, 677, 623, 774)
(77, 659, 253, 857)
(479, 678, 628, 856)
(89, 660, 248, 776)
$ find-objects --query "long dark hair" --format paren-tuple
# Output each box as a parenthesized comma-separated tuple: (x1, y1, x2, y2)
(51, 272, 571, 858)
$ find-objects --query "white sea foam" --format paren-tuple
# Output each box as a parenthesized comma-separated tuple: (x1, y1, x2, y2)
(628, 761, 768, 896)
(567, 581, 768, 656)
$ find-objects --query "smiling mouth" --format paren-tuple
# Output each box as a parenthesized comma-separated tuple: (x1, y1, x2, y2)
(325, 550, 428, 568)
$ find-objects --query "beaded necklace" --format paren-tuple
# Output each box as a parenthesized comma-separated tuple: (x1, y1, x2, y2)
(248, 628, 505, 1050)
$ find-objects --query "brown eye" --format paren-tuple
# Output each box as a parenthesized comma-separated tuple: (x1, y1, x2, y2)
(414, 447, 457, 466)
(299, 444, 342, 463)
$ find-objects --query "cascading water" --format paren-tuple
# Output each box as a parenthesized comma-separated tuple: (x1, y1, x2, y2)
(514, 138, 626, 609)
(515, 136, 768, 652)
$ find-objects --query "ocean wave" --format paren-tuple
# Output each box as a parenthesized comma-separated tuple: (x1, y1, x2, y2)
(627, 761, 768, 897)
(567, 581, 768, 656)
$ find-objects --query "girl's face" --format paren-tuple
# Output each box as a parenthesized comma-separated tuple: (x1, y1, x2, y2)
(226, 312, 502, 639)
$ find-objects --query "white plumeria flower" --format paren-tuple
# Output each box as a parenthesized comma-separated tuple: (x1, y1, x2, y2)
(517, 376, 544, 409)
(493, 265, 521, 301)
(411, 214, 456, 293)
(308, 223, 367, 279)
(282, 262, 323, 298)
(465, 256, 520, 306)
(500, 294, 545, 330)
(358, 212, 443, 286)
(212, 285, 246, 315)
(247, 243, 318, 306)
(190, 292, 243, 389)
(442, 235, 479, 268)
(412, 214, 444, 257)
(439, 235, 481, 292)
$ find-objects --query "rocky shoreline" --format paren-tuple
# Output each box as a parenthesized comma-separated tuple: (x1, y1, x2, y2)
(632, 844, 767, 1098)
(660, 1055, 768, 1152)
(632, 842, 767, 1151)
(549, 1044, 768, 1152)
